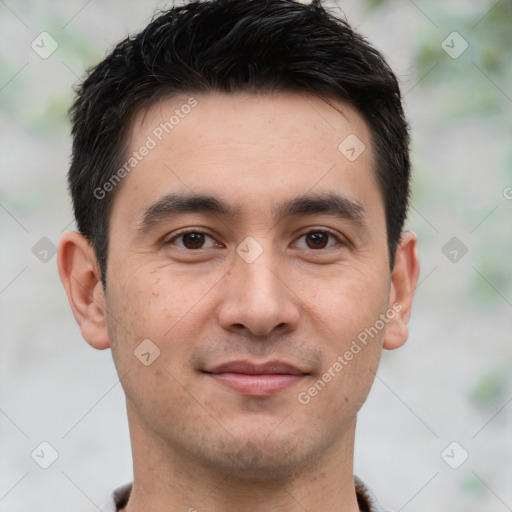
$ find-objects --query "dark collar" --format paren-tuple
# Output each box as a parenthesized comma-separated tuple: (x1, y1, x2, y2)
(111, 476, 389, 512)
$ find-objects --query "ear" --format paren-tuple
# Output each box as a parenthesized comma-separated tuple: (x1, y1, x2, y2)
(57, 231, 110, 350)
(383, 230, 420, 350)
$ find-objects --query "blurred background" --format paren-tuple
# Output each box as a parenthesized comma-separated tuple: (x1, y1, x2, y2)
(0, 0, 511, 510)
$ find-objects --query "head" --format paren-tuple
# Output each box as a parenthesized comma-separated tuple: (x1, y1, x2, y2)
(59, 0, 419, 480)
(68, 0, 411, 284)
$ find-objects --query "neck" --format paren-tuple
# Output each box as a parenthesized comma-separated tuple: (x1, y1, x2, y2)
(122, 401, 361, 512)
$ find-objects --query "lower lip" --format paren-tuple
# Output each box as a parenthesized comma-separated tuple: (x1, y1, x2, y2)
(206, 372, 306, 396)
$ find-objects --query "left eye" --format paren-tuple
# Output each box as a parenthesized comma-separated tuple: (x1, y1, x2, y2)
(294, 231, 340, 250)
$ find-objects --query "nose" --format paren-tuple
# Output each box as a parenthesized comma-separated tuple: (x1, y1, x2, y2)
(216, 249, 301, 338)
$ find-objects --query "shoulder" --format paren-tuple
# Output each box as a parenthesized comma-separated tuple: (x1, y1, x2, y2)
(354, 475, 394, 512)
(101, 483, 132, 512)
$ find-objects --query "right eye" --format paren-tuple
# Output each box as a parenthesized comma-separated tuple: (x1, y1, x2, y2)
(166, 230, 222, 250)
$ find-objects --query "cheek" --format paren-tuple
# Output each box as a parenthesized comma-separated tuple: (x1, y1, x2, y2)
(297, 265, 389, 403)
(104, 270, 198, 412)
(304, 266, 390, 343)
(105, 266, 215, 371)
(109, 265, 187, 331)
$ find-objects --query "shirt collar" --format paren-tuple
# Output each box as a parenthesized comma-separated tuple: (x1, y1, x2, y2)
(103, 476, 391, 512)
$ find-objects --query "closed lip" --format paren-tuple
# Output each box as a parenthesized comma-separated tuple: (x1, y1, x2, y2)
(203, 360, 308, 375)
(202, 360, 309, 396)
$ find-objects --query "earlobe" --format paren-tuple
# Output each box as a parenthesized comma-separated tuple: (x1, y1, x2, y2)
(57, 231, 110, 350)
(383, 231, 420, 350)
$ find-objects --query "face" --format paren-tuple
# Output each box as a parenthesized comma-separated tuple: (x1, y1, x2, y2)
(84, 91, 405, 477)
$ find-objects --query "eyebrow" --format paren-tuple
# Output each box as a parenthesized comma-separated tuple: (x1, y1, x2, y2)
(137, 191, 368, 232)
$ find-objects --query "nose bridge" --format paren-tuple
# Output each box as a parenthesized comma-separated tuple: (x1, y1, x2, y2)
(217, 238, 299, 336)
(236, 244, 285, 307)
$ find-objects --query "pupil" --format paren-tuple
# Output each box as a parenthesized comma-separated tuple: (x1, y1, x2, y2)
(184, 233, 204, 249)
(307, 232, 327, 249)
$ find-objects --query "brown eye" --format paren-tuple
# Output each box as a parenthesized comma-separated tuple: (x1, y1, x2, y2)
(295, 230, 340, 250)
(181, 232, 206, 249)
(168, 230, 219, 250)
(305, 232, 329, 249)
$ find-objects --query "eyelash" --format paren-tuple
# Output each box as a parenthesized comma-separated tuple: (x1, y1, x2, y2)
(166, 228, 345, 251)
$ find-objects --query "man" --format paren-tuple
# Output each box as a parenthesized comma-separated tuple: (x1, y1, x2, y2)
(58, 0, 419, 510)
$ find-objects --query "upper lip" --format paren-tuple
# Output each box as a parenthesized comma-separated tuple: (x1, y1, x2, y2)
(204, 360, 308, 375)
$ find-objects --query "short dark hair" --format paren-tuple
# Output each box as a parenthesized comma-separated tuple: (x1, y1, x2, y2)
(69, 0, 410, 284)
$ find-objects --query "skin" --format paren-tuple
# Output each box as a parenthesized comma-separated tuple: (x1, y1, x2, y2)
(58, 91, 419, 512)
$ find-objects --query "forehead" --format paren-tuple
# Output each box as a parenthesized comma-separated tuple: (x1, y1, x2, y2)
(132, 90, 372, 163)
(112, 91, 382, 227)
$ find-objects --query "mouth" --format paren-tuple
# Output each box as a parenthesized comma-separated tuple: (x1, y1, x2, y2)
(202, 360, 309, 396)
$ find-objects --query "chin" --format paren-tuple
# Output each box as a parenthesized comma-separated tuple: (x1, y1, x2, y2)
(195, 433, 323, 481)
